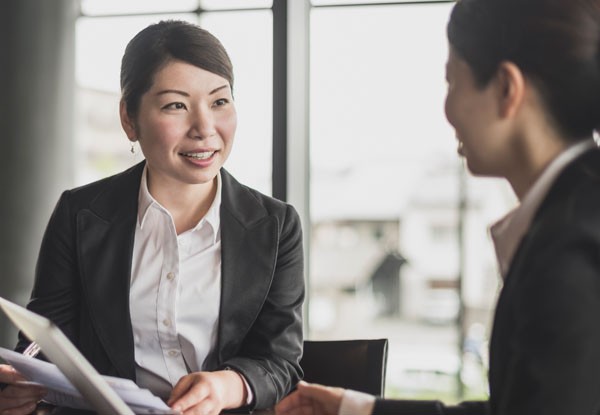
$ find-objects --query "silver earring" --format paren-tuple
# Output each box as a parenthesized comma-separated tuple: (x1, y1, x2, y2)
(130, 141, 137, 155)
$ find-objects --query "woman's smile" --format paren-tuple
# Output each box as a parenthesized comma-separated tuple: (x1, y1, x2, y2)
(179, 150, 217, 160)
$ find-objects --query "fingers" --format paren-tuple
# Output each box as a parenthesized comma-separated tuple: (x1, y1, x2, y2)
(276, 399, 318, 415)
(297, 381, 342, 397)
(275, 397, 303, 415)
(0, 366, 25, 384)
(0, 365, 47, 415)
(275, 387, 305, 414)
(275, 382, 345, 415)
(0, 385, 47, 415)
(0, 365, 46, 398)
(168, 370, 248, 415)
(168, 373, 220, 415)
(171, 386, 219, 415)
(1, 385, 46, 400)
(303, 382, 345, 402)
(0, 398, 39, 415)
(276, 382, 325, 415)
(168, 375, 198, 407)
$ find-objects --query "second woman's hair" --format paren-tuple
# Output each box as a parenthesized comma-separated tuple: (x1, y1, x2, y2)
(447, 0, 600, 139)
(120, 20, 234, 117)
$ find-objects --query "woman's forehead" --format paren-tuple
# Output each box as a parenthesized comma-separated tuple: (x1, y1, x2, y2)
(149, 61, 231, 92)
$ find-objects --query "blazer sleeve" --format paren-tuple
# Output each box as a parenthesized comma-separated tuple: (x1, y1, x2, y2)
(16, 190, 81, 351)
(220, 203, 305, 409)
(373, 399, 488, 415)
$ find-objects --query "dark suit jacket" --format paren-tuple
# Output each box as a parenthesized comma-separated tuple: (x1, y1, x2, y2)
(17, 161, 305, 410)
(373, 148, 600, 415)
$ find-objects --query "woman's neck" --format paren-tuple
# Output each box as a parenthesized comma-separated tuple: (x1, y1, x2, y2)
(505, 131, 571, 200)
(147, 174, 218, 234)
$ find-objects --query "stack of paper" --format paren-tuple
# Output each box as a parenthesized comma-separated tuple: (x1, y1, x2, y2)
(0, 347, 178, 414)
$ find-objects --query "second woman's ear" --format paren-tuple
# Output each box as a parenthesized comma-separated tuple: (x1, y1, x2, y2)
(495, 61, 525, 119)
(119, 100, 138, 141)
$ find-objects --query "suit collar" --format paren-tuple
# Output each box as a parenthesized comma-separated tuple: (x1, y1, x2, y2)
(502, 146, 600, 284)
(220, 168, 269, 227)
(89, 161, 144, 222)
(77, 162, 144, 379)
(491, 140, 596, 278)
(90, 163, 261, 226)
(215, 169, 280, 367)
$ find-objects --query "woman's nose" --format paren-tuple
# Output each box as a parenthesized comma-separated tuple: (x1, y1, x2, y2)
(188, 106, 217, 139)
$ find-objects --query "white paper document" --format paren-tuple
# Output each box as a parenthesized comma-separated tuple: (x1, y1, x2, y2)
(0, 347, 178, 414)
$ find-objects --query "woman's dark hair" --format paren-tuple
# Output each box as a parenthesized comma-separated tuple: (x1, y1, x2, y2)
(447, 0, 600, 139)
(120, 20, 234, 117)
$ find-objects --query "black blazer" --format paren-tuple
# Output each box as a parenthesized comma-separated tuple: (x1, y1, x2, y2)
(18, 161, 305, 409)
(373, 148, 600, 415)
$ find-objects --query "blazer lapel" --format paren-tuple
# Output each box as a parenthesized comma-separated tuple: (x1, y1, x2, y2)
(216, 170, 279, 365)
(76, 162, 144, 378)
(502, 149, 600, 284)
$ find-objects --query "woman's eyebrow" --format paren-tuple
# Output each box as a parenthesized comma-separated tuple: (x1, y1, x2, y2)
(209, 85, 229, 95)
(155, 85, 229, 96)
(155, 89, 190, 97)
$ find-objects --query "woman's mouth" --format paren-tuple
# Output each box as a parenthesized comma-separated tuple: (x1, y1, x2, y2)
(179, 151, 216, 160)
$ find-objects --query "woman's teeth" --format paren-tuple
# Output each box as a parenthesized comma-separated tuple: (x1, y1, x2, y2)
(180, 151, 215, 160)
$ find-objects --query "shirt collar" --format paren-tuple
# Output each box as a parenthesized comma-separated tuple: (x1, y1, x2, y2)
(137, 165, 222, 241)
(490, 139, 596, 278)
(200, 172, 222, 240)
(137, 166, 154, 229)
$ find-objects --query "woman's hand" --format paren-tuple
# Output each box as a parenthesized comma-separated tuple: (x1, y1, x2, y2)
(0, 364, 47, 415)
(275, 381, 345, 415)
(167, 370, 247, 415)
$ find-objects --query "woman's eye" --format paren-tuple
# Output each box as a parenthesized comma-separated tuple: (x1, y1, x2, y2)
(214, 98, 229, 107)
(164, 102, 187, 110)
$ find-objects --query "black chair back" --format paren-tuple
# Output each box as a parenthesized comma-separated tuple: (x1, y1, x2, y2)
(300, 338, 389, 397)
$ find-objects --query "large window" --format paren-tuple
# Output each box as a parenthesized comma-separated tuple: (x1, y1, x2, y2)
(308, 2, 514, 401)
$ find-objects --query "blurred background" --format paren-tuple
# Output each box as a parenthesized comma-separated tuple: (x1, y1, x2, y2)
(0, 0, 517, 403)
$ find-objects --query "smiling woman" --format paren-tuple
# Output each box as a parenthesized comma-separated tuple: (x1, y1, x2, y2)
(120, 60, 238, 232)
(0, 20, 304, 415)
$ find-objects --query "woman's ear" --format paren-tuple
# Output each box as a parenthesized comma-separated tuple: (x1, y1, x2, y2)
(495, 61, 525, 119)
(119, 100, 137, 141)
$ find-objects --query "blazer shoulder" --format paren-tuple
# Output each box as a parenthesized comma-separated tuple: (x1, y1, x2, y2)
(59, 162, 144, 211)
(539, 149, 600, 228)
(517, 150, 600, 276)
(221, 169, 300, 226)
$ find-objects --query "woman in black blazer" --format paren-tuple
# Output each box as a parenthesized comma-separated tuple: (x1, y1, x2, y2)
(0, 21, 304, 415)
(276, 0, 600, 415)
